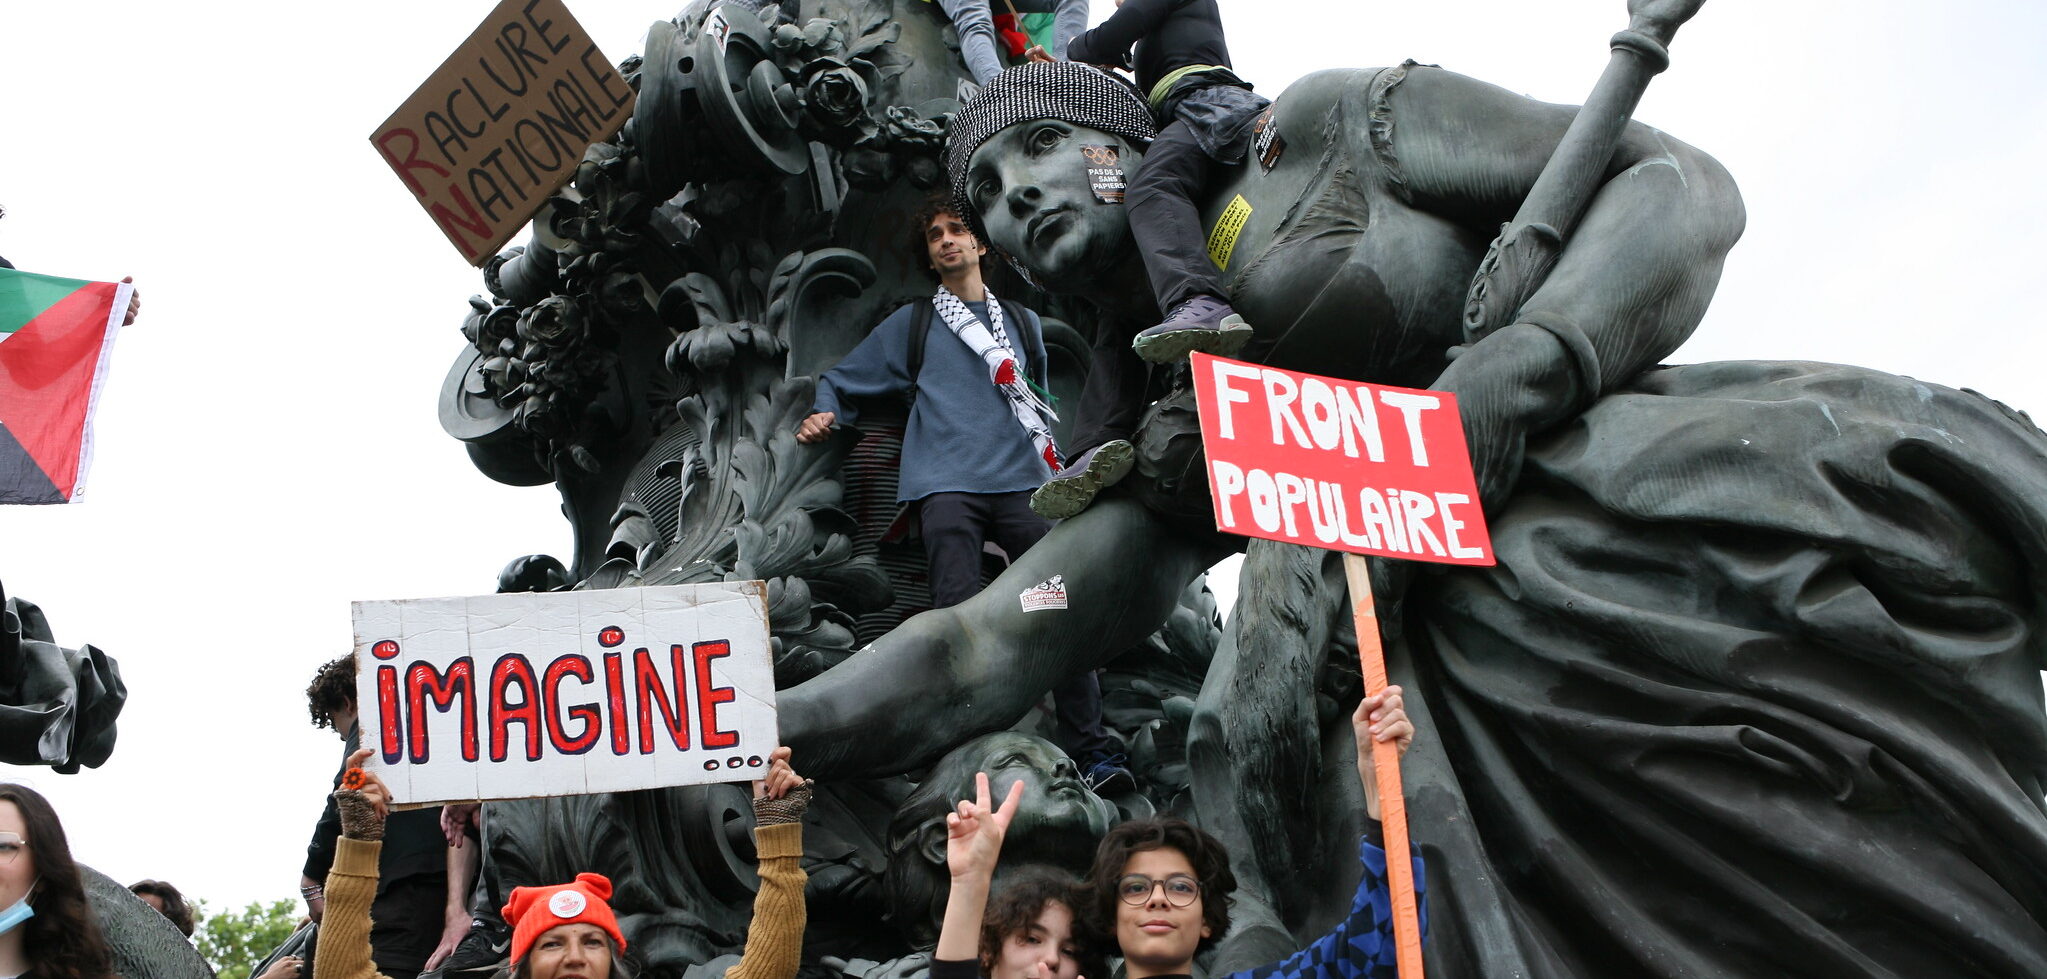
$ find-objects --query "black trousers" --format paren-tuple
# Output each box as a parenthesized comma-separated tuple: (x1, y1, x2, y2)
(920, 491, 1118, 759)
(1068, 327, 1153, 455)
(1126, 118, 1228, 314)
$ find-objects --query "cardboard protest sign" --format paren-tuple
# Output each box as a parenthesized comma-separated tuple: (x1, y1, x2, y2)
(370, 0, 636, 265)
(1191, 353, 1494, 566)
(352, 582, 775, 806)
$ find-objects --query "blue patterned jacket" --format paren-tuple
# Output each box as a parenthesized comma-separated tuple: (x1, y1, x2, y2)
(1222, 835, 1428, 979)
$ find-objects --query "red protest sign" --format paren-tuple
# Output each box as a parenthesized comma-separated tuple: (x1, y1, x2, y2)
(1190, 353, 1494, 566)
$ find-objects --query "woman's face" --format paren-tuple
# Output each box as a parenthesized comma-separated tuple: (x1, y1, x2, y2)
(0, 801, 35, 910)
(1113, 847, 1207, 976)
(989, 901, 1084, 979)
(964, 120, 1137, 286)
(525, 923, 612, 979)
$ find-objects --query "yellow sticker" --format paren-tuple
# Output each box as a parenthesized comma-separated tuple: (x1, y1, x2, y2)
(1206, 194, 1253, 270)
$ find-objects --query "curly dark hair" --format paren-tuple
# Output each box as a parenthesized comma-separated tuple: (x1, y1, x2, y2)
(305, 654, 357, 730)
(128, 879, 194, 937)
(1086, 816, 1236, 955)
(909, 194, 985, 281)
(0, 783, 114, 979)
(979, 865, 1110, 979)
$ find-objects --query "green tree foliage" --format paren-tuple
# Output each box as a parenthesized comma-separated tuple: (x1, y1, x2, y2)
(193, 898, 300, 979)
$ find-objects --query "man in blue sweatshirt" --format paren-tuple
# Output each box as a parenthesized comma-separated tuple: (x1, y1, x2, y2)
(797, 198, 1132, 792)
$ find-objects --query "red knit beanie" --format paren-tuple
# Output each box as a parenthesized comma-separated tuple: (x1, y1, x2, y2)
(502, 873, 626, 964)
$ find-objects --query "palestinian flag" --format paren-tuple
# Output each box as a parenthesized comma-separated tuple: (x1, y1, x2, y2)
(994, 12, 1057, 59)
(0, 268, 130, 503)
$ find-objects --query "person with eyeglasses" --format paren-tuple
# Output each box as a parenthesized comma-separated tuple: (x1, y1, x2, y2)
(937, 687, 1422, 979)
(0, 783, 116, 979)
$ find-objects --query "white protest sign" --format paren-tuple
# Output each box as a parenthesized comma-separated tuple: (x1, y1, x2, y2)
(351, 582, 775, 805)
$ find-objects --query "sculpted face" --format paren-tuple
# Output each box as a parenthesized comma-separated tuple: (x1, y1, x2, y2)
(965, 120, 1139, 287)
(959, 732, 1118, 844)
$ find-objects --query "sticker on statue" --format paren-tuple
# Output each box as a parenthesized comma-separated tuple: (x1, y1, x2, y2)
(1081, 145, 1126, 204)
(1253, 109, 1286, 171)
(1018, 574, 1069, 612)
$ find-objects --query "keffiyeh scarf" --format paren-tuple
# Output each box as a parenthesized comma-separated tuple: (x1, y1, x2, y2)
(932, 285, 1061, 472)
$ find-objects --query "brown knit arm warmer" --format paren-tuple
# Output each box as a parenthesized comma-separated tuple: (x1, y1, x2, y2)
(750, 781, 812, 827)
(334, 789, 385, 842)
(313, 837, 392, 979)
(721, 821, 808, 979)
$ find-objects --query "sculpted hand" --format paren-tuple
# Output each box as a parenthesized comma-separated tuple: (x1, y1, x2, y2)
(796, 411, 836, 444)
(334, 747, 392, 841)
(1626, 0, 1707, 44)
(1354, 686, 1415, 820)
(946, 771, 1023, 880)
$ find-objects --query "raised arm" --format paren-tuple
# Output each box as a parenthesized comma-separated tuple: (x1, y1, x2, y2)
(936, 773, 1026, 967)
(1388, 65, 1744, 393)
(314, 748, 395, 979)
(725, 747, 812, 979)
(1365, 66, 1743, 509)
(1221, 690, 1423, 979)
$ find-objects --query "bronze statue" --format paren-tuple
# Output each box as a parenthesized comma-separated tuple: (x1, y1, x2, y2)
(435, 0, 2047, 975)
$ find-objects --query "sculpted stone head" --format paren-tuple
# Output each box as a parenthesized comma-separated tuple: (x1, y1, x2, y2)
(946, 62, 1157, 290)
(883, 730, 1119, 946)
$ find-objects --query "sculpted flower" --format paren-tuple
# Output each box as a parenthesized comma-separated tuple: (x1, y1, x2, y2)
(802, 59, 869, 130)
(517, 296, 578, 343)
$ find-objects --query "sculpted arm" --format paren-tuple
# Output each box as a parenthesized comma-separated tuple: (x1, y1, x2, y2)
(1377, 67, 1744, 504)
(1392, 67, 1744, 385)
(780, 498, 1226, 778)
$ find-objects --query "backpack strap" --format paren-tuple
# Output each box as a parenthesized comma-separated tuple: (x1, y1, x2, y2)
(905, 298, 933, 405)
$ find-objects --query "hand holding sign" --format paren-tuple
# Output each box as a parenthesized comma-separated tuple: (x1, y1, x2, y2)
(753, 746, 803, 800)
(1354, 686, 1414, 821)
(336, 746, 392, 841)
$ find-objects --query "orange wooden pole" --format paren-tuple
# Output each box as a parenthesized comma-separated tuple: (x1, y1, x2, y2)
(1342, 553, 1424, 978)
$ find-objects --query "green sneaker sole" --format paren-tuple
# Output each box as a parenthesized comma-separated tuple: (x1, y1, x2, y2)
(1131, 315, 1253, 364)
(1031, 440, 1136, 519)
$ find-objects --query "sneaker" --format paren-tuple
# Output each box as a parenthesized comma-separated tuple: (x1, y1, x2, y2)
(1081, 752, 1135, 795)
(429, 917, 511, 979)
(1130, 296, 1252, 364)
(1030, 440, 1135, 520)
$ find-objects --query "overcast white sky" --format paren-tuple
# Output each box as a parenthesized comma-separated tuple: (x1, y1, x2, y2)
(0, 0, 2041, 918)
